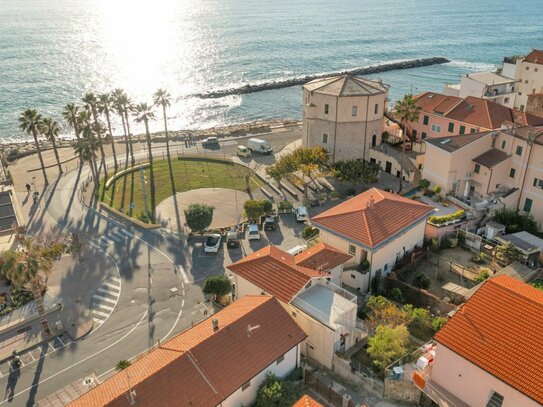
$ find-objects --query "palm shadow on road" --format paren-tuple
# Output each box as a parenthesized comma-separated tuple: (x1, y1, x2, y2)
(24, 342, 48, 407)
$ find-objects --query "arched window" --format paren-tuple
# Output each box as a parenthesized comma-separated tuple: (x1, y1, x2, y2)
(372, 134, 377, 147)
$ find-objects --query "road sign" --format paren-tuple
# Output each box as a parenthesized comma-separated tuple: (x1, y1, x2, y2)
(130, 202, 135, 209)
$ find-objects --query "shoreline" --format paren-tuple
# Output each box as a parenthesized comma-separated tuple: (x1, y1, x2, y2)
(2, 118, 301, 162)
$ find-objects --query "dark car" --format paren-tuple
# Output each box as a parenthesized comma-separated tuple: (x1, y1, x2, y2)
(263, 216, 277, 231)
(226, 231, 240, 248)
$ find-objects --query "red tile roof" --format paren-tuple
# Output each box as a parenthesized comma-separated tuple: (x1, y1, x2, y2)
(293, 394, 324, 407)
(434, 275, 543, 405)
(227, 246, 323, 303)
(311, 188, 433, 249)
(294, 242, 352, 272)
(69, 296, 306, 407)
(524, 49, 543, 65)
(414, 92, 543, 129)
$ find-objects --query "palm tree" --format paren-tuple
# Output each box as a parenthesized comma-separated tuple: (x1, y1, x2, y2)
(153, 89, 172, 163)
(62, 104, 82, 142)
(1, 238, 66, 337)
(98, 93, 119, 171)
(82, 93, 107, 177)
(74, 125, 100, 186)
(393, 94, 422, 192)
(112, 90, 135, 166)
(40, 117, 63, 174)
(19, 109, 49, 185)
(133, 103, 156, 221)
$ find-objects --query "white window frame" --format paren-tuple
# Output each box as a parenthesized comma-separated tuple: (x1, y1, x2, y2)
(324, 104, 329, 114)
(348, 245, 356, 255)
(431, 124, 442, 133)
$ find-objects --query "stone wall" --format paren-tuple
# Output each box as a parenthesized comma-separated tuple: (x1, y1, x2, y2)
(331, 355, 384, 398)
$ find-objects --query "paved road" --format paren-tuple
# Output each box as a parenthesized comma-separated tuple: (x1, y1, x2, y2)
(0, 128, 302, 406)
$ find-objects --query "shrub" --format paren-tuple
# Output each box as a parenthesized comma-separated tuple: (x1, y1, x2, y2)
(278, 200, 293, 210)
(413, 272, 431, 290)
(184, 203, 214, 232)
(493, 208, 539, 235)
(471, 252, 486, 264)
(387, 287, 405, 303)
(431, 316, 448, 332)
(433, 185, 442, 195)
(403, 304, 433, 340)
(428, 209, 465, 225)
(244, 199, 272, 221)
(301, 226, 319, 240)
(418, 179, 430, 192)
(360, 260, 370, 271)
(474, 269, 490, 283)
(370, 270, 382, 295)
(366, 296, 410, 329)
(255, 373, 301, 407)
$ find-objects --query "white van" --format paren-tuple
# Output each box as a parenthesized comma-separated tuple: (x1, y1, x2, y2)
(247, 224, 261, 240)
(287, 245, 307, 256)
(247, 138, 273, 155)
(294, 206, 309, 222)
(236, 145, 251, 157)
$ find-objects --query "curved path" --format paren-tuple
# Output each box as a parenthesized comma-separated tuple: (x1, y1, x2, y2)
(0, 127, 301, 405)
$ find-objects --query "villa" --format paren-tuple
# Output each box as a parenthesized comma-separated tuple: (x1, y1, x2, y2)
(310, 188, 434, 292)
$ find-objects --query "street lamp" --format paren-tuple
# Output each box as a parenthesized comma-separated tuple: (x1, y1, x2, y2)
(32, 176, 36, 192)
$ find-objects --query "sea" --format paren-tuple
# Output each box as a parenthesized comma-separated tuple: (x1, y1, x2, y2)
(1, 0, 542, 143)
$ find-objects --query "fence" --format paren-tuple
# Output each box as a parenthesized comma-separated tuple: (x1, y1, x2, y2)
(304, 368, 357, 407)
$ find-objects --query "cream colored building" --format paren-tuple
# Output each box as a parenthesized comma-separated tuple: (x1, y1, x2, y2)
(311, 188, 433, 292)
(422, 124, 543, 225)
(504, 50, 543, 111)
(227, 245, 360, 370)
(412, 276, 543, 407)
(302, 75, 389, 162)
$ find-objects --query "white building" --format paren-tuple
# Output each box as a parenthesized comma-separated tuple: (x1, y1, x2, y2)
(444, 72, 517, 108)
(227, 245, 361, 369)
(302, 74, 389, 162)
(69, 296, 306, 407)
(311, 188, 433, 292)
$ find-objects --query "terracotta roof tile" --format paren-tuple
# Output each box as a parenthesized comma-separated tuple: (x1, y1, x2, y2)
(294, 242, 352, 272)
(311, 188, 433, 248)
(524, 49, 543, 65)
(434, 275, 543, 405)
(69, 296, 306, 407)
(293, 394, 324, 407)
(227, 246, 323, 303)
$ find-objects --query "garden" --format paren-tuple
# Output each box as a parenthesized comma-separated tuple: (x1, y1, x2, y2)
(101, 157, 263, 221)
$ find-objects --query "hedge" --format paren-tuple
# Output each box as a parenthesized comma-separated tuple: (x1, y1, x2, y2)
(428, 209, 465, 225)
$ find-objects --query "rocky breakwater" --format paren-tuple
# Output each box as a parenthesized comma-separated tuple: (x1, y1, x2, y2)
(195, 57, 450, 99)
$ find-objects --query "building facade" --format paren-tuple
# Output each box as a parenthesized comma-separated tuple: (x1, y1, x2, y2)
(422, 125, 543, 225)
(302, 75, 389, 162)
(444, 71, 517, 108)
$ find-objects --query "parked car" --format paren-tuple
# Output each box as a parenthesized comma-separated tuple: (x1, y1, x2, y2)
(202, 137, 219, 147)
(204, 234, 222, 253)
(247, 138, 273, 155)
(287, 245, 307, 256)
(263, 216, 277, 231)
(226, 231, 240, 248)
(247, 224, 261, 240)
(294, 206, 309, 222)
(236, 145, 251, 158)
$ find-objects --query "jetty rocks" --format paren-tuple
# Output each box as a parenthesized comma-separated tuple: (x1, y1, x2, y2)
(195, 57, 450, 99)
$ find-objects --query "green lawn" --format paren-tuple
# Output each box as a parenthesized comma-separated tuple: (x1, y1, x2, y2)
(102, 158, 263, 220)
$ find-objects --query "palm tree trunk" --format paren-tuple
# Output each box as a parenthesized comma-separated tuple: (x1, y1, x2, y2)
(31, 279, 52, 337)
(51, 136, 63, 174)
(162, 105, 171, 163)
(89, 155, 99, 186)
(144, 120, 156, 220)
(104, 109, 118, 171)
(91, 109, 107, 178)
(32, 129, 49, 185)
(120, 113, 129, 169)
(124, 110, 135, 166)
(71, 114, 83, 165)
(399, 122, 406, 193)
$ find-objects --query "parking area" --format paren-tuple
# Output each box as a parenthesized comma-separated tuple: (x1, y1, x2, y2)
(187, 210, 311, 285)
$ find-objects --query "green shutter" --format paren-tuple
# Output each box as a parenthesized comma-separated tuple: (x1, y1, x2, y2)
(423, 115, 429, 125)
(448, 122, 454, 133)
(459, 125, 465, 134)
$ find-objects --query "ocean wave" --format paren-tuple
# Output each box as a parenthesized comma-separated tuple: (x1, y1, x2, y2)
(446, 60, 498, 72)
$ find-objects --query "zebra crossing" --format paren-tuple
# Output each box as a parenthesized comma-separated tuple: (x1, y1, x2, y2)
(87, 227, 134, 251)
(91, 276, 121, 326)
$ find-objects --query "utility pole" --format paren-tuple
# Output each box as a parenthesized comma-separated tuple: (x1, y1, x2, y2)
(139, 166, 150, 223)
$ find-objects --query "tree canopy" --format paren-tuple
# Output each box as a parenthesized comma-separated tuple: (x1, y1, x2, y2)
(202, 275, 232, 302)
(184, 203, 214, 232)
(493, 208, 540, 236)
(332, 159, 378, 186)
(254, 373, 301, 407)
(243, 199, 273, 221)
(367, 325, 409, 370)
(393, 94, 422, 139)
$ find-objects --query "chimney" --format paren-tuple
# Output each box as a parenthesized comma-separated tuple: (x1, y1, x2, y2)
(212, 319, 219, 331)
(367, 195, 375, 208)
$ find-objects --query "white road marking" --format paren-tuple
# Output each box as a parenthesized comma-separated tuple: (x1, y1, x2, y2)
(92, 310, 110, 318)
(92, 294, 116, 304)
(99, 237, 113, 245)
(107, 234, 121, 242)
(0, 310, 149, 406)
(94, 302, 114, 312)
(97, 287, 117, 295)
(102, 281, 120, 290)
(119, 229, 134, 238)
(109, 276, 121, 283)
(27, 352, 35, 361)
(177, 265, 189, 284)
(57, 337, 65, 346)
